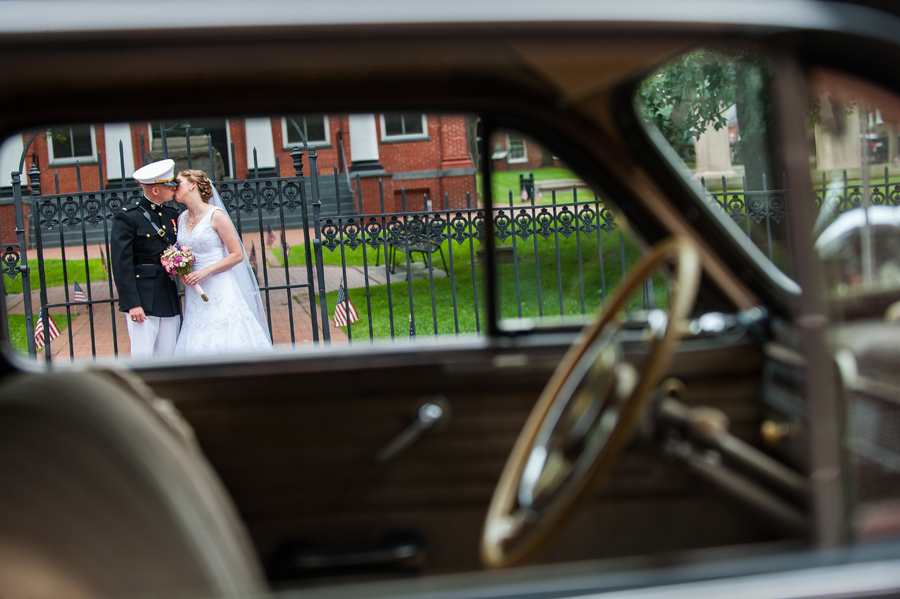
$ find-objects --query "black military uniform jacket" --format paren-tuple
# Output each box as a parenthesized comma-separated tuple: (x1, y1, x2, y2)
(110, 196, 182, 317)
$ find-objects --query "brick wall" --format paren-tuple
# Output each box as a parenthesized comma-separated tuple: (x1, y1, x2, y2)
(0, 204, 29, 247)
(490, 134, 557, 172)
(287, 113, 477, 214)
(230, 120, 248, 180)
(29, 115, 479, 214)
(132, 123, 150, 168)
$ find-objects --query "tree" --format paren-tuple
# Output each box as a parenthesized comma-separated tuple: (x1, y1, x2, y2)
(636, 49, 772, 191)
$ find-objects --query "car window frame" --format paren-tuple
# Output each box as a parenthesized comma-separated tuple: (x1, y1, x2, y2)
(612, 40, 803, 320)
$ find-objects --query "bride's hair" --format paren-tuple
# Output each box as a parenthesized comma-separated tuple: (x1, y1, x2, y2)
(179, 170, 213, 202)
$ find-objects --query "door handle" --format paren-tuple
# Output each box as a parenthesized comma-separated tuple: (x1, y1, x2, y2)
(374, 397, 449, 464)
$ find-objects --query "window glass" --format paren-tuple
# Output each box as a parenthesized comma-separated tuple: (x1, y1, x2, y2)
(4, 114, 659, 362)
(2, 112, 484, 363)
(284, 114, 329, 146)
(382, 112, 426, 138)
(805, 70, 900, 541)
(489, 129, 658, 330)
(507, 134, 527, 163)
(808, 71, 900, 305)
(635, 48, 790, 276)
(48, 124, 94, 162)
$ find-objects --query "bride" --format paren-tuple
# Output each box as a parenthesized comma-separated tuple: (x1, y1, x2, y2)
(172, 169, 272, 356)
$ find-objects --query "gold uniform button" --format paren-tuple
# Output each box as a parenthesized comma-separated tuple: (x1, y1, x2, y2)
(136, 275, 140, 278)
(146, 233, 150, 237)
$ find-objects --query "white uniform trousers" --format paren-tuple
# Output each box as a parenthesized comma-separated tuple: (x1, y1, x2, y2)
(127, 315, 180, 359)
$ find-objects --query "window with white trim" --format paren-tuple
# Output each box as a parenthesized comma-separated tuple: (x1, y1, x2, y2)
(507, 134, 527, 163)
(283, 114, 330, 147)
(380, 113, 427, 140)
(47, 124, 96, 163)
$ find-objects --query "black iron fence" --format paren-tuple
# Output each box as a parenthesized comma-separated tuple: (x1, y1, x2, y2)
(702, 167, 900, 264)
(3, 131, 636, 360)
(315, 177, 627, 343)
(7, 127, 891, 362)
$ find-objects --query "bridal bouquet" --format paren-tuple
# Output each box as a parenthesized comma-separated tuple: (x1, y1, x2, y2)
(162, 243, 209, 301)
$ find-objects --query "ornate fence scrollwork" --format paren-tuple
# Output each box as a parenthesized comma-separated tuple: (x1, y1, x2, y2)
(2, 247, 20, 280)
(318, 195, 619, 258)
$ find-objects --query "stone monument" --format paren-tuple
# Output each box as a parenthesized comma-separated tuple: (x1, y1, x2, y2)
(147, 128, 225, 181)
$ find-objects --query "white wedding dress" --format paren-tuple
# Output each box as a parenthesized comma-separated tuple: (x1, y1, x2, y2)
(174, 206, 272, 356)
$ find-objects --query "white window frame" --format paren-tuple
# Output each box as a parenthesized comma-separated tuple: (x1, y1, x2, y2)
(507, 134, 528, 164)
(379, 113, 428, 141)
(47, 124, 97, 164)
(282, 115, 331, 148)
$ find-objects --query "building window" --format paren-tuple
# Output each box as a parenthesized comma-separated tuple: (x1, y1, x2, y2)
(380, 113, 428, 140)
(283, 114, 330, 147)
(48, 124, 96, 163)
(507, 134, 527, 163)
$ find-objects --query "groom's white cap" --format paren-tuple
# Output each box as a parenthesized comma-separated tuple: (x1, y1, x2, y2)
(133, 159, 177, 186)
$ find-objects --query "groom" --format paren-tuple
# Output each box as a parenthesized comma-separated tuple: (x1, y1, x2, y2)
(111, 159, 182, 358)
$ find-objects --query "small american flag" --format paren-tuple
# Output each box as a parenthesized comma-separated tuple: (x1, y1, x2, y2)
(333, 284, 359, 327)
(34, 307, 61, 350)
(248, 241, 259, 277)
(280, 228, 291, 263)
(266, 224, 276, 248)
(73, 279, 87, 303)
(98, 244, 108, 275)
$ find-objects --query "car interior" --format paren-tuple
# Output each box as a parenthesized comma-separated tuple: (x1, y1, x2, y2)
(1, 3, 900, 599)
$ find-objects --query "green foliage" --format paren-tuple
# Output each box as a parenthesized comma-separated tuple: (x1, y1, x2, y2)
(2, 258, 107, 295)
(636, 48, 772, 163)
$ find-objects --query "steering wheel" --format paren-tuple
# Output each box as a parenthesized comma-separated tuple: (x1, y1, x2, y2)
(481, 237, 700, 568)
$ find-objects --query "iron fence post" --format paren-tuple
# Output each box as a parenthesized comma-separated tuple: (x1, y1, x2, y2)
(11, 168, 35, 355)
(293, 146, 320, 344)
(28, 163, 52, 361)
(308, 147, 330, 343)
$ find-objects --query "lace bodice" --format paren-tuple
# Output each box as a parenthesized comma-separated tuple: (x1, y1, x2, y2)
(178, 207, 226, 269)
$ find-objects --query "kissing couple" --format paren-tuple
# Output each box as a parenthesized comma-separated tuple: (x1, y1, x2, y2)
(111, 159, 272, 358)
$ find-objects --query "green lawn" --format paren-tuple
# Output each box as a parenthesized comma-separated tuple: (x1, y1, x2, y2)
(6, 313, 72, 354)
(3, 258, 107, 295)
(321, 229, 667, 340)
(477, 167, 583, 206)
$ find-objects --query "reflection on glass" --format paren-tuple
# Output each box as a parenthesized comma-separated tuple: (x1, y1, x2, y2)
(806, 69, 900, 541)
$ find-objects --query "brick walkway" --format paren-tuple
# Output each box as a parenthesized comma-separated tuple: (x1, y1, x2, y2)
(6, 229, 402, 361)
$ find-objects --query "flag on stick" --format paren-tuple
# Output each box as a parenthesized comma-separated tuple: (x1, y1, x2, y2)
(34, 307, 60, 350)
(98, 244, 108, 275)
(280, 228, 291, 263)
(409, 313, 417, 342)
(266, 224, 276, 248)
(333, 284, 359, 327)
(73, 279, 87, 303)
(248, 241, 259, 278)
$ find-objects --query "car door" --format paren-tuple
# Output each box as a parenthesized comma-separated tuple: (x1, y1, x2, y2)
(5, 4, 900, 598)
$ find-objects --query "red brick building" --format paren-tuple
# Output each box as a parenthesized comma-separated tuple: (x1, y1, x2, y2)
(490, 131, 562, 172)
(0, 113, 478, 223)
